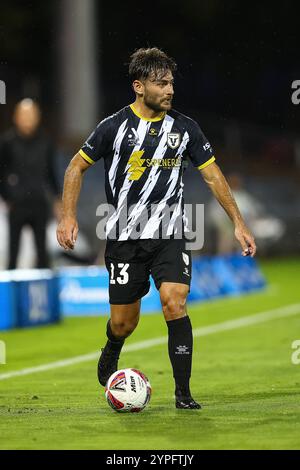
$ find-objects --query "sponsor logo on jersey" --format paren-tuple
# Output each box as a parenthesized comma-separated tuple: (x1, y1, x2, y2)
(145, 157, 181, 169)
(128, 150, 146, 181)
(128, 128, 141, 146)
(128, 153, 182, 181)
(167, 132, 181, 149)
(149, 128, 158, 136)
(84, 142, 94, 151)
(203, 142, 212, 152)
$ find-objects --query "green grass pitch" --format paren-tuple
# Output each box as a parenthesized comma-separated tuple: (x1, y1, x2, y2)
(0, 258, 300, 450)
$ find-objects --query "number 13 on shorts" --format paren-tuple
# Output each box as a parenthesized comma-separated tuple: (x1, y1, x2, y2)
(110, 263, 130, 285)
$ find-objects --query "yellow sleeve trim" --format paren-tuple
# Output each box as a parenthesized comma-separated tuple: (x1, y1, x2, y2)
(79, 149, 95, 165)
(197, 156, 216, 170)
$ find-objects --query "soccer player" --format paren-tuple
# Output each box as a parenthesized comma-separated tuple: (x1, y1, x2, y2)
(57, 48, 256, 409)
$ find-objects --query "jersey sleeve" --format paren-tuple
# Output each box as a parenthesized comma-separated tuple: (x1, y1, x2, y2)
(186, 119, 215, 170)
(79, 117, 112, 165)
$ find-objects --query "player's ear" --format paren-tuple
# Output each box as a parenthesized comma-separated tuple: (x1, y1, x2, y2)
(132, 80, 144, 97)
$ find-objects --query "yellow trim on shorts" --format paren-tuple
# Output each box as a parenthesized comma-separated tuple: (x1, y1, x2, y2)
(197, 156, 216, 170)
(79, 149, 95, 165)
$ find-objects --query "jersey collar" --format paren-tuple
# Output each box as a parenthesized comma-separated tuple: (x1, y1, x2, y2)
(130, 104, 166, 122)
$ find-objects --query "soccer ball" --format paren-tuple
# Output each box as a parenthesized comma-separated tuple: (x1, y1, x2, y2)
(105, 368, 152, 413)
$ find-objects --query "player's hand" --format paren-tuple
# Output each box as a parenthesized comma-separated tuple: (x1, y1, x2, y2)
(56, 215, 79, 251)
(234, 223, 257, 257)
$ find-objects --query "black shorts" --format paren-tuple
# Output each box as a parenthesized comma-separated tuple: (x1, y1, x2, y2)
(105, 238, 192, 305)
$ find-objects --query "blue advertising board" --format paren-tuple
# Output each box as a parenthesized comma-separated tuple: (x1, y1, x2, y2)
(0, 255, 266, 329)
(0, 270, 60, 330)
(189, 254, 265, 302)
(57, 266, 161, 316)
(14, 270, 60, 328)
(0, 272, 17, 330)
(57, 266, 109, 316)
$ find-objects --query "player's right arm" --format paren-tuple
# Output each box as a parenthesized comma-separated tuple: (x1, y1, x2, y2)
(57, 116, 112, 250)
(56, 153, 90, 251)
(186, 118, 256, 257)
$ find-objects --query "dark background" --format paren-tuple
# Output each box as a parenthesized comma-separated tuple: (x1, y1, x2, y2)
(0, 1, 299, 130)
(0, 0, 299, 264)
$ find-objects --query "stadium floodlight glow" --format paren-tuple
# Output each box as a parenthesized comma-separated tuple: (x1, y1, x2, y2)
(0, 80, 6, 104)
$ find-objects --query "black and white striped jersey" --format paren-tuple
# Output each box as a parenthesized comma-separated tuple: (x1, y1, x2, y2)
(79, 104, 215, 240)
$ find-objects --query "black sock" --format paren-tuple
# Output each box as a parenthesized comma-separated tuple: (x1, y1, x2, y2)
(106, 320, 125, 352)
(167, 316, 193, 398)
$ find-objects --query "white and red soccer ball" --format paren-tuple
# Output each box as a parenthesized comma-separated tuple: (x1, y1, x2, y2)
(105, 368, 152, 413)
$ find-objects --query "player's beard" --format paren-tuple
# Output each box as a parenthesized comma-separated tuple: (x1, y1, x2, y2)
(144, 93, 173, 113)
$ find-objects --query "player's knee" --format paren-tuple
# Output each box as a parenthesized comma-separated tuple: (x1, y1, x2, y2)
(161, 293, 187, 321)
(111, 318, 138, 339)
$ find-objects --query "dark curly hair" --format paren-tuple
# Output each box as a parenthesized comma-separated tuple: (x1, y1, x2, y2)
(129, 47, 177, 82)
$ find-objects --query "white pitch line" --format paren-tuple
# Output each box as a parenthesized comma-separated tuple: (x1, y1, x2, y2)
(0, 303, 300, 382)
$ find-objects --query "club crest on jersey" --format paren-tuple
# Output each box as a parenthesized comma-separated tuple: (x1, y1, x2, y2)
(167, 133, 181, 149)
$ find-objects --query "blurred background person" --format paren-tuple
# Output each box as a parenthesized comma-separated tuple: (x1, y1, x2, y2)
(0, 99, 61, 269)
(209, 173, 261, 254)
(208, 172, 285, 254)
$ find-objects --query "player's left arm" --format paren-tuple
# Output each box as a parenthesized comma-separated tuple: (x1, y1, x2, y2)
(200, 162, 257, 257)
